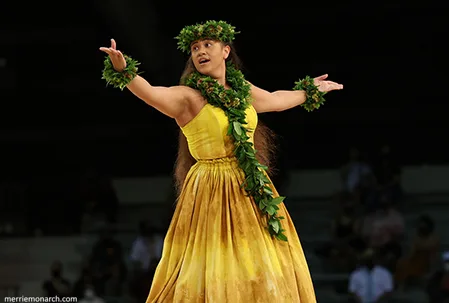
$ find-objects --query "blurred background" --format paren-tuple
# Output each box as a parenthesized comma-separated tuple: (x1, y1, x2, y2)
(1, 1, 448, 303)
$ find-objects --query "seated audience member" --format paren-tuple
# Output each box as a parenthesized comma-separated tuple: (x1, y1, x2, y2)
(73, 264, 102, 300)
(89, 225, 127, 296)
(341, 147, 374, 195)
(348, 249, 393, 303)
(129, 221, 163, 302)
(395, 214, 439, 289)
(42, 261, 71, 297)
(373, 144, 403, 205)
(426, 251, 449, 303)
(316, 192, 365, 272)
(78, 287, 105, 303)
(358, 199, 404, 270)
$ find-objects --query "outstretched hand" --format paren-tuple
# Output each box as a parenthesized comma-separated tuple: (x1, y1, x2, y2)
(314, 74, 343, 93)
(99, 39, 127, 72)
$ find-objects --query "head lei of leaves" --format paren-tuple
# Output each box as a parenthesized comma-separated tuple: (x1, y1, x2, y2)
(175, 20, 239, 53)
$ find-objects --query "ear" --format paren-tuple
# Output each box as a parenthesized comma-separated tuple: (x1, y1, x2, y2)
(223, 45, 231, 60)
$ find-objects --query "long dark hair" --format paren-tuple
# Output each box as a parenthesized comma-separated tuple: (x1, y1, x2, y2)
(174, 42, 277, 195)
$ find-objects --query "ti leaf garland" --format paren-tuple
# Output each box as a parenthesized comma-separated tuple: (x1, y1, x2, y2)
(293, 76, 327, 112)
(185, 62, 288, 241)
(102, 55, 142, 91)
(175, 20, 238, 54)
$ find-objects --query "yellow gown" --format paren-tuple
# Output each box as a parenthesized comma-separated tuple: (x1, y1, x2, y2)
(146, 103, 316, 302)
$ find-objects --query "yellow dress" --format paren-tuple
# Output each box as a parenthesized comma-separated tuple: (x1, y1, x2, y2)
(146, 103, 316, 302)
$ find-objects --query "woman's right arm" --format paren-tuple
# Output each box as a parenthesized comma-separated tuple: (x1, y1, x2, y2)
(100, 39, 191, 119)
(126, 76, 191, 118)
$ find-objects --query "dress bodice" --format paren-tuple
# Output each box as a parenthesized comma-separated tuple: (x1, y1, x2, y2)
(180, 103, 258, 160)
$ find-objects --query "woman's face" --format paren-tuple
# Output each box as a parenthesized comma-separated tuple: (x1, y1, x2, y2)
(190, 39, 230, 77)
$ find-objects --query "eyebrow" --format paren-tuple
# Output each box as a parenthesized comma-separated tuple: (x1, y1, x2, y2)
(190, 39, 214, 47)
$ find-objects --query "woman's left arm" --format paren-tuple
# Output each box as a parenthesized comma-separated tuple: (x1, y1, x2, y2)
(249, 74, 343, 113)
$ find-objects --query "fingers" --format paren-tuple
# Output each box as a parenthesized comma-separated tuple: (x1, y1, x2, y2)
(331, 82, 343, 90)
(99, 47, 117, 56)
(99, 46, 123, 59)
(320, 80, 343, 90)
(100, 39, 124, 59)
(328, 81, 344, 89)
(314, 75, 344, 90)
(99, 47, 113, 55)
(315, 74, 328, 81)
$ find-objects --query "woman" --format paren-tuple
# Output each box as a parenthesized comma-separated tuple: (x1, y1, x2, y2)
(100, 20, 343, 302)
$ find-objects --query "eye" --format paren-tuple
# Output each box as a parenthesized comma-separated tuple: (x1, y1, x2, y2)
(205, 42, 212, 47)
(191, 46, 199, 52)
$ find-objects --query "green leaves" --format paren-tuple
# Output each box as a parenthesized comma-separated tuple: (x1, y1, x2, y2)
(293, 75, 327, 112)
(233, 121, 243, 136)
(271, 196, 285, 205)
(175, 20, 239, 54)
(270, 219, 280, 233)
(101, 55, 141, 90)
(185, 63, 289, 242)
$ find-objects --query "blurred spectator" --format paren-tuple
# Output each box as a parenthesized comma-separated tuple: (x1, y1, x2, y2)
(89, 225, 127, 297)
(80, 168, 119, 232)
(73, 264, 102, 300)
(341, 147, 374, 195)
(42, 261, 71, 297)
(426, 251, 449, 303)
(130, 221, 163, 271)
(395, 215, 440, 289)
(78, 287, 105, 303)
(357, 199, 404, 269)
(128, 220, 163, 302)
(348, 249, 393, 303)
(373, 144, 403, 205)
(316, 192, 365, 272)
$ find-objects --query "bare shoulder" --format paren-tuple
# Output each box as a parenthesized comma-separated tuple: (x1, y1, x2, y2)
(174, 85, 197, 94)
(170, 85, 203, 105)
(130, 77, 200, 119)
(164, 85, 197, 99)
(175, 87, 208, 127)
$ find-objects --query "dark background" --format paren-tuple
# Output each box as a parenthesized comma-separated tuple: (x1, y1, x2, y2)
(0, 2, 448, 302)
(1, 1, 448, 179)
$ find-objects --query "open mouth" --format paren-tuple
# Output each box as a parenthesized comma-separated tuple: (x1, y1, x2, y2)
(199, 58, 210, 65)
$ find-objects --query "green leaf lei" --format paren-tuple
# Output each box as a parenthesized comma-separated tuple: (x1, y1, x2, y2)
(175, 20, 238, 54)
(101, 55, 141, 90)
(293, 76, 327, 112)
(185, 62, 288, 241)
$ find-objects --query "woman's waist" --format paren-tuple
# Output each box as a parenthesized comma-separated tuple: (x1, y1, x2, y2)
(195, 156, 239, 166)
